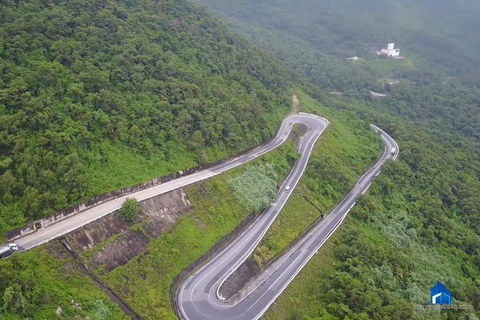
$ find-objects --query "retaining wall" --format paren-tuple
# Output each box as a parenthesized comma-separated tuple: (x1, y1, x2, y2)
(5, 140, 267, 241)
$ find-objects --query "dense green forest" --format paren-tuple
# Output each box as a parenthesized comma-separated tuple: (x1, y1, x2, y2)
(0, 0, 294, 234)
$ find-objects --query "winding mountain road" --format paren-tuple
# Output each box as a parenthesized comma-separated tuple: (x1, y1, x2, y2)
(175, 118, 398, 320)
(9, 112, 398, 320)
(13, 114, 326, 251)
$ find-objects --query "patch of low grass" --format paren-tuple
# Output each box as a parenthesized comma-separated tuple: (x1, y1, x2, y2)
(228, 163, 278, 213)
(364, 57, 415, 74)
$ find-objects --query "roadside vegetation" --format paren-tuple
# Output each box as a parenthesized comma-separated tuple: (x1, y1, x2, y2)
(260, 91, 480, 319)
(98, 142, 298, 319)
(252, 91, 382, 267)
(119, 198, 139, 222)
(229, 162, 289, 213)
(0, 243, 128, 319)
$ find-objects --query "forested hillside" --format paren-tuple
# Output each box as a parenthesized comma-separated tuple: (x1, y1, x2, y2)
(206, 20, 394, 93)
(199, 0, 480, 83)
(0, 0, 293, 234)
(199, 0, 480, 143)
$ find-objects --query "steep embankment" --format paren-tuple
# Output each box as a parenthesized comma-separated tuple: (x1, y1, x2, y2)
(0, 0, 292, 236)
(65, 189, 192, 274)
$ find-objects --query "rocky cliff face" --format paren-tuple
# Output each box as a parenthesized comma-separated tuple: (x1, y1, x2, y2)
(65, 189, 192, 273)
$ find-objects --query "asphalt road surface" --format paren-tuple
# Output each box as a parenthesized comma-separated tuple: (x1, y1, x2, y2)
(175, 120, 399, 320)
(12, 114, 328, 251)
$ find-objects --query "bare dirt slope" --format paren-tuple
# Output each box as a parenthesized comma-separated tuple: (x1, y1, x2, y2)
(292, 91, 300, 113)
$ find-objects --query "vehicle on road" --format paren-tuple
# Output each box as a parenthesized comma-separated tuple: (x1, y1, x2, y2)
(0, 243, 18, 259)
(285, 185, 291, 192)
(391, 147, 396, 155)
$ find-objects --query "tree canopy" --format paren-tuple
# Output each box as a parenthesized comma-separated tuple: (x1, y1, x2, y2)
(0, 0, 293, 233)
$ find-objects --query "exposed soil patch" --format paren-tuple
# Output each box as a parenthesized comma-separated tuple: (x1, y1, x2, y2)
(194, 218, 208, 230)
(292, 91, 300, 113)
(66, 212, 128, 252)
(142, 213, 182, 238)
(89, 229, 150, 274)
(289, 123, 309, 147)
(218, 255, 259, 300)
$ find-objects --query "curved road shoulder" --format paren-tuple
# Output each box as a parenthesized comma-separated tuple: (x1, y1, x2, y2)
(176, 119, 398, 320)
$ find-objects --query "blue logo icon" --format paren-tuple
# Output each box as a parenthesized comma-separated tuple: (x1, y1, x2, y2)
(430, 280, 452, 304)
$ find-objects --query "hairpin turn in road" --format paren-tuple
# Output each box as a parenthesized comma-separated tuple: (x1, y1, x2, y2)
(175, 116, 398, 320)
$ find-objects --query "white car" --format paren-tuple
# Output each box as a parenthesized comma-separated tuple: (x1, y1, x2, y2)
(0, 243, 18, 259)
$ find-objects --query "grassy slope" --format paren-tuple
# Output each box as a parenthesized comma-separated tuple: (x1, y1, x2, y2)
(81, 103, 291, 197)
(99, 141, 298, 319)
(0, 243, 128, 319)
(364, 59, 415, 76)
(81, 142, 196, 196)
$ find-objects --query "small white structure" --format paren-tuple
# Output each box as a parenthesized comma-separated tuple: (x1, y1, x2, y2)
(377, 43, 400, 57)
(348, 56, 359, 61)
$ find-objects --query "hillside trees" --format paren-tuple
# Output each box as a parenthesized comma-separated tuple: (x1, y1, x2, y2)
(0, 0, 293, 233)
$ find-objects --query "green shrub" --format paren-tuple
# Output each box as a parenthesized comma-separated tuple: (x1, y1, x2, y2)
(119, 198, 139, 222)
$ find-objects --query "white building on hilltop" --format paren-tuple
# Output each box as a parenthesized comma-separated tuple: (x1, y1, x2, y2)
(377, 43, 400, 57)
